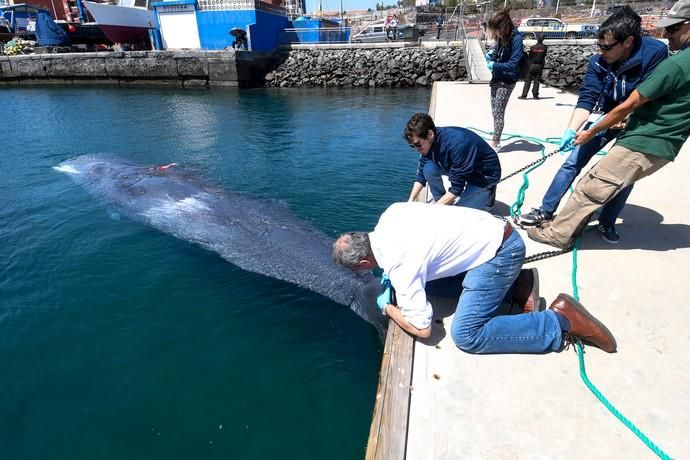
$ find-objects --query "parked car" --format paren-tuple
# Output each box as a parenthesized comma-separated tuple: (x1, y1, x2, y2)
(518, 17, 599, 39)
(351, 24, 419, 43)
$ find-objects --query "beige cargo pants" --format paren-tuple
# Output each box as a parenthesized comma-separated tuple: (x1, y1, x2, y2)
(540, 145, 670, 247)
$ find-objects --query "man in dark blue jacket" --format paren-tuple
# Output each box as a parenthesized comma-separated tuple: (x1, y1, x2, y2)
(518, 6, 667, 244)
(404, 113, 501, 211)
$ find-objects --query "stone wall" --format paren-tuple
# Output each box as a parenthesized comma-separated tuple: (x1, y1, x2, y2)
(0, 45, 599, 90)
(265, 48, 467, 88)
(0, 50, 272, 87)
(542, 45, 598, 91)
(265, 45, 598, 90)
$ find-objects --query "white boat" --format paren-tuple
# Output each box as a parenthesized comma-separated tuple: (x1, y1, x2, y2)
(83, 0, 154, 45)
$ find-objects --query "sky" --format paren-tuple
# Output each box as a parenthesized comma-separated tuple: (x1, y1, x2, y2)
(307, 0, 382, 14)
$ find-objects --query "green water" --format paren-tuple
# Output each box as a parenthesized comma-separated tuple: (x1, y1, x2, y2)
(0, 86, 430, 459)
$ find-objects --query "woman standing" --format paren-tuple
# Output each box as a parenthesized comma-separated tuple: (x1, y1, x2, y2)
(485, 8, 523, 149)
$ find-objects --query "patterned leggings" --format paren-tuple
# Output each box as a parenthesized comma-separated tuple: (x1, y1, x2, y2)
(490, 81, 516, 143)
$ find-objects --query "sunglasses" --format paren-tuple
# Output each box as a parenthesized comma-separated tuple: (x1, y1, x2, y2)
(597, 40, 619, 51)
(409, 139, 424, 148)
(665, 20, 689, 34)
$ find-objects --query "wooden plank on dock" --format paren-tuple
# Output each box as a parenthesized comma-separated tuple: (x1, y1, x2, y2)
(365, 322, 414, 460)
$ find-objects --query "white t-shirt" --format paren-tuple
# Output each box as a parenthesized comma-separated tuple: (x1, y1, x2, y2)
(369, 202, 505, 329)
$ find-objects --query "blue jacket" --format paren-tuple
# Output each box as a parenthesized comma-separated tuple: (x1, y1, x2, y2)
(577, 37, 668, 113)
(415, 127, 501, 196)
(490, 31, 524, 84)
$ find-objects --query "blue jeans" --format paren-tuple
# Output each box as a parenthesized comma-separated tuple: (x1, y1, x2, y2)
(449, 231, 563, 354)
(424, 161, 496, 211)
(540, 129, 633, 226)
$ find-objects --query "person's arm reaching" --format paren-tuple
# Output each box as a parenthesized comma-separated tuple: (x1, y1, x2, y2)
(408, 181, 425, 202)
(574, 90, 649, 146)
(384, 304, 432, 338)
(435, 190, 458, 205)
(566, 107, 591, 132)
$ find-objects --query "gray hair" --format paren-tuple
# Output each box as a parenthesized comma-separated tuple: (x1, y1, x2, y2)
(332, 232, 372, 269)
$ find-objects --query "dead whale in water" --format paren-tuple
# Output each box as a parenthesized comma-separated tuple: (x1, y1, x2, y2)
(55, 155, 385, 332)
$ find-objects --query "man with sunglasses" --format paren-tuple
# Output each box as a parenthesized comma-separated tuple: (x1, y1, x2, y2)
(518, 6, 668, 245)
(528, 0, 690, 250)
(404, 113, 501, 211)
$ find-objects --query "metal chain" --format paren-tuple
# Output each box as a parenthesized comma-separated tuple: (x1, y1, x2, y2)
(524, 247, 573, 263)
(522, 212, 594, 264)
(457, 148, 562, 204)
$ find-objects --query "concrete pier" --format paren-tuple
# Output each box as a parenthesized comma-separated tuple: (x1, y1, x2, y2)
(368, 81, 690, 459)
(0, 50, 273, 87)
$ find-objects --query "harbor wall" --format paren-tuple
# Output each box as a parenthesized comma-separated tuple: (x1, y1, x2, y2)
(0, 50, 273, 87)
(265, 45, 597, 90)
(265, 47, 468, 88)
(0, 45, 597, 89)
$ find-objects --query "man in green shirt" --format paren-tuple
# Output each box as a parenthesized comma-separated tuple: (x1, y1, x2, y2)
(528, 0, 690, 249)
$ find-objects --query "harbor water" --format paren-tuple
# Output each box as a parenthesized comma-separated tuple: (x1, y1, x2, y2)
(0, 86, 430, 459)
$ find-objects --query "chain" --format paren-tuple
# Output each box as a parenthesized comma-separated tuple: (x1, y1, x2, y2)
(524, 247, 573, 263)
(457, 148, 562, 204)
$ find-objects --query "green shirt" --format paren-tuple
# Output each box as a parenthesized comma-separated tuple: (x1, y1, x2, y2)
(616, 47, 690, 161)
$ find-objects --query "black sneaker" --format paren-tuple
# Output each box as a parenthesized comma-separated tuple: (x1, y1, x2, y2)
(518, 95, 527, 99)
(598, 224, 620, 244)
(518, 208, 553, 226)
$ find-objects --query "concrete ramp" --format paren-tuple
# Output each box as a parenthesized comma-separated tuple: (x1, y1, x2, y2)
(464, 38, 492, 83)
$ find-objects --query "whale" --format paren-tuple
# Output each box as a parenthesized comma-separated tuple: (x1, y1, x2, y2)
(54, 155, 386, 332)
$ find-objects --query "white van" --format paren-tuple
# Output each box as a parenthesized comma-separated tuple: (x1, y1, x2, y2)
(351, 24, 389, 43)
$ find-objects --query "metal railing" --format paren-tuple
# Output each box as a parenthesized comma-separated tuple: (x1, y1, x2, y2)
(279, 26, 352, 45)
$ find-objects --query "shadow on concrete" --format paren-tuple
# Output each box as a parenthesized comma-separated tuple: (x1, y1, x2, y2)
(492, 200, 512, 217)
(579, 204, 690, 252)
(499, 138, 544, 153)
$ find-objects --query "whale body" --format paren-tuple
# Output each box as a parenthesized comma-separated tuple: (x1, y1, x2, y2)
(55, 155, 385, 331)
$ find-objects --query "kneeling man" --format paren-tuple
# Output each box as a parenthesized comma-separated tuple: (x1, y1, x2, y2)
(333, 202, 616, 354)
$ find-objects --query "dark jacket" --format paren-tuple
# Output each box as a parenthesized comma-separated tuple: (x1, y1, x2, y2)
(490, 31, 524, 84)
(415, 127, 501, 196)
(576, 36, 668, 113)
(528, 43, 547, 66)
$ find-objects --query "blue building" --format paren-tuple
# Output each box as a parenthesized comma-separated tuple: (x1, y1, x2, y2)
(153, 0, 291, 52)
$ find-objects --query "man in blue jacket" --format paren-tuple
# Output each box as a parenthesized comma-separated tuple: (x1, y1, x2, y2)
(404, 113, 501, 211)
(518, 6, 667, 244)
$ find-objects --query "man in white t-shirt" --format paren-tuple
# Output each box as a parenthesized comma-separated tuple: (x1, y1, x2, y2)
(333, 202, 616, 354)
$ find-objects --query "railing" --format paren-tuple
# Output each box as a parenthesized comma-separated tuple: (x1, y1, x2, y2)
(279, 26, 352, 45)
(197, 0, 287, 15)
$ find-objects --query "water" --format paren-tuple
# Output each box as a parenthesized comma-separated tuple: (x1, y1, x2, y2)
(0, 86, 430, 459)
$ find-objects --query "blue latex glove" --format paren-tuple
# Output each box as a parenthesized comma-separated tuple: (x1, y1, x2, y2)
(487, 61, 494, 72)
(485, 49, 495, 61)
(559, 128, 577, 152)
(376, 274, 392, 314)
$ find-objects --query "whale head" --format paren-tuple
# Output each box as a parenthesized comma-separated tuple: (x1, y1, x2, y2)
(351, 277, 389, 338)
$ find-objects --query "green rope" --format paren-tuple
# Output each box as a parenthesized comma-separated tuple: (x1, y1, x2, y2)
(468, 127, 557, 218)
(469, 126, 673, 459)
(467, 127, 607, 219)
(570, 235, 673, 459)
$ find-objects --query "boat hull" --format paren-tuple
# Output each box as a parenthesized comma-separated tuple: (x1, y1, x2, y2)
(83, 1, 153, 44)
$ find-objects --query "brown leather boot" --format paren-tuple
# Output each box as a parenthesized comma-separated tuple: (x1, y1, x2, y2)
(549, 293, 617, 353)
(512, 268, 540, 313)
